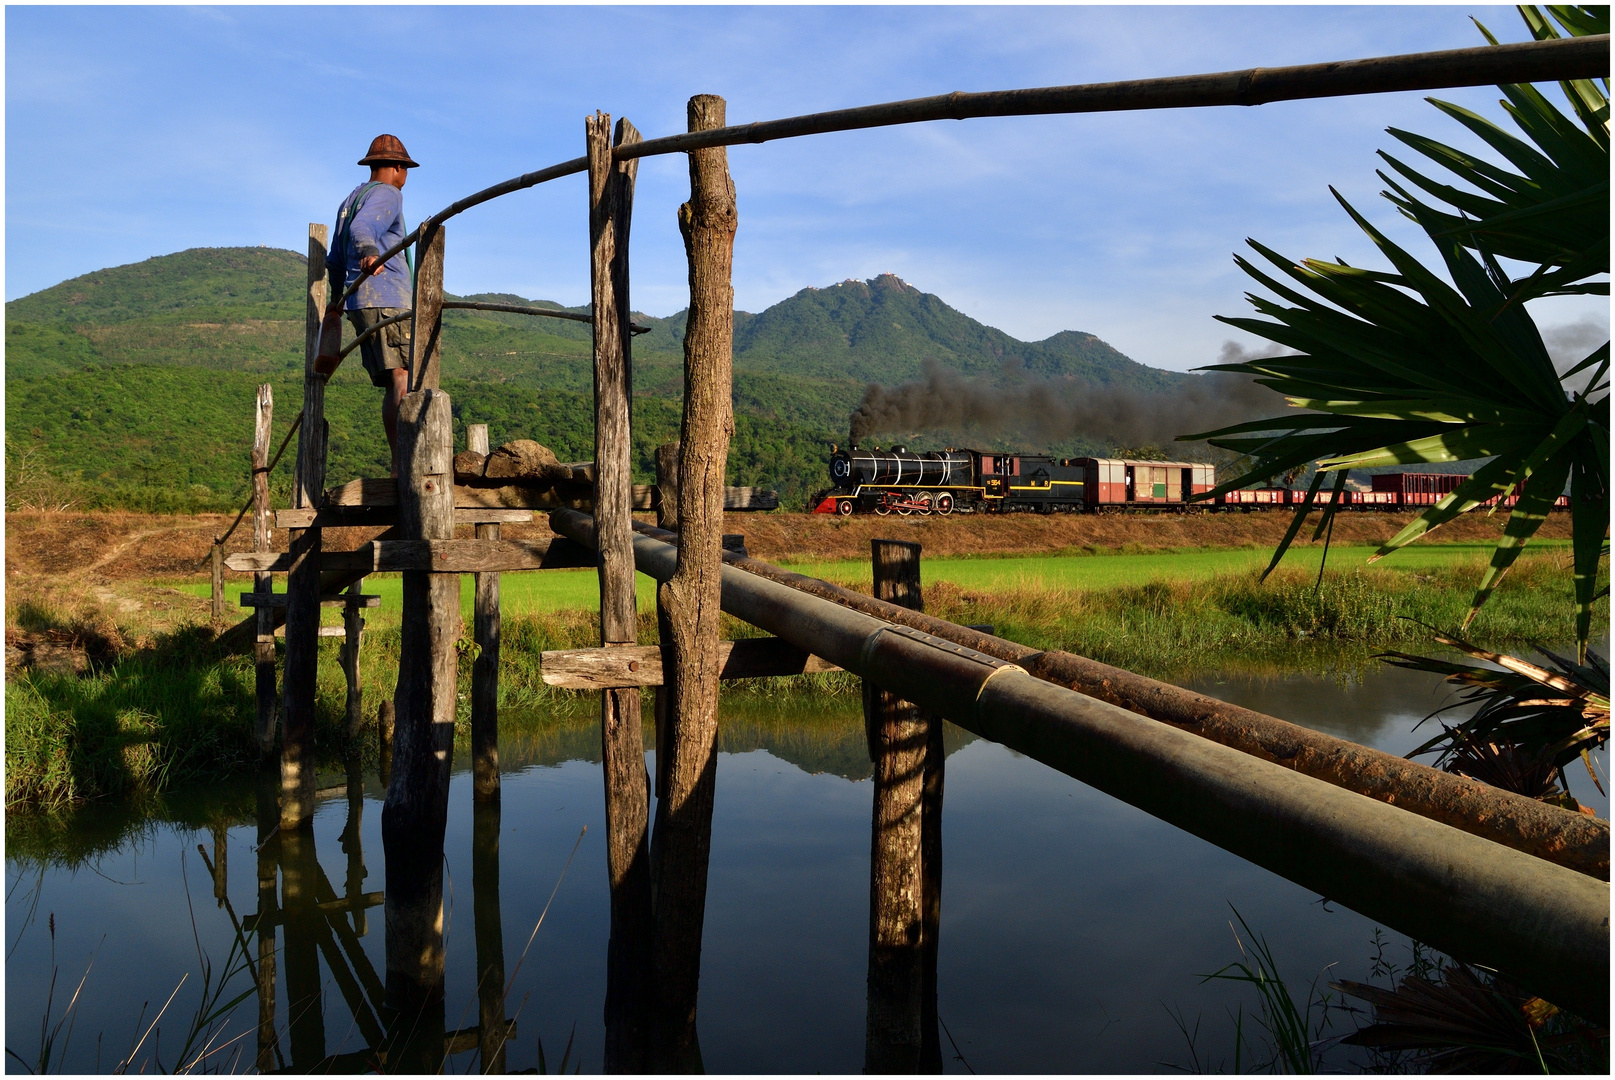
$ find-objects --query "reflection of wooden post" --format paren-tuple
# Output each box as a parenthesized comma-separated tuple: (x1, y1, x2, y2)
(589, 110, 654, 1074)
(652, 93, 737, 1073)
(281, 824, 326, 1070)
(252, 385, 277, 759)
(341, 755, 368, 938)
(282, 223, 330, 830)
(255, 766, 281, 1073)
(653, 442, 680, 801)
(468, 423, 503, 803)
(341, 582, 365, 745)
(473, 800, 508, 1074)
(382, 385, 456, 1021)
(865, 539, 927, 1073)
(211, 823, 228, 905)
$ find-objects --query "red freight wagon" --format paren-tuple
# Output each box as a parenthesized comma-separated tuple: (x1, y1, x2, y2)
(1371, 472, 1466, 506)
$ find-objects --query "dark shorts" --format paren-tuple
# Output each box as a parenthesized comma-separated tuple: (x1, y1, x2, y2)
(348, 308, 412, 388)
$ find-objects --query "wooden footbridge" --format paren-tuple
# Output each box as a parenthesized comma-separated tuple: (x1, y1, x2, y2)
(218, 34, 1607, 1072)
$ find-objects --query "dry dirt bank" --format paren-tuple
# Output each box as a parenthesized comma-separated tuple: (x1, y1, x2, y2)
(5, 507, 1574, 582)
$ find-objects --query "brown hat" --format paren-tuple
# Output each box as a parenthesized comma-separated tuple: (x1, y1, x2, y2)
(358, 134, 419, 169)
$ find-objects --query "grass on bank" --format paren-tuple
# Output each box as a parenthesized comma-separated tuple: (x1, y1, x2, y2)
(9, 550, 1607, 811)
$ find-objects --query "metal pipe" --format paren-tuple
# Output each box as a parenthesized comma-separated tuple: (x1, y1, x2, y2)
(616, 36, 1606, 160)
(621, 519, 1608, 880)
(332, 36, 1604, 312)
(550, 508, 1610, 1017)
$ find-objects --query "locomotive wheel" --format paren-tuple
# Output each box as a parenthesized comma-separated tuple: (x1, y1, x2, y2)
(916, 492, 933, 515)
(875, 502, 892, 516)
(837, 499, 854, 516)
(935, 493, 953, 515)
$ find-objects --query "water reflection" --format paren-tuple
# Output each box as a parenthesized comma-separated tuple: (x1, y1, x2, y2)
(6, 661, 1604, 1073)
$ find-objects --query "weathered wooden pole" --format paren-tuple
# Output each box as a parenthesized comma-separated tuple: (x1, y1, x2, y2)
(864, 539, 928, 1073)
(341, 582, 365, 745)
(653, 441, 680, 802)
(211, 543, 225, 623)
(919, 679, 945, 1074)
(473, 799, 508, 1074)
(651, 93, 737, 1072)
(588, 110, 654, 1074)
(252, 385, 278, 759)
(468, 422, 503, 803)
(377, 699, 395, 788)
(281, 224, 330, 830)
(382, 218, 456, 1037)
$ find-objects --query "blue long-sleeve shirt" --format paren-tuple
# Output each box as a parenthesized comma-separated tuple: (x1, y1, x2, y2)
(328, 181, 412, 311)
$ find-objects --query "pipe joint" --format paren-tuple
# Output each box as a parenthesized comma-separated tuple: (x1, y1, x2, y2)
(861, 624, 1026, 724)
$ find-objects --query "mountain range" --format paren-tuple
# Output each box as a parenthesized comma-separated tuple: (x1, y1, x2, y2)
(5, 247, 1195, 511)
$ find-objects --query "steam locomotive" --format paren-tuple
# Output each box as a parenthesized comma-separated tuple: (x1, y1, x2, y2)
(811, 446, 1215, 515)
(809, 448, 1566, 516)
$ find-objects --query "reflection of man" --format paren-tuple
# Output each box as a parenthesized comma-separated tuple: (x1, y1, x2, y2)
(326, 134, 418, 473)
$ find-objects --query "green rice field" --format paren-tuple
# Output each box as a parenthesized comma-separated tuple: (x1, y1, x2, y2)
(177, 540, 1567, 623)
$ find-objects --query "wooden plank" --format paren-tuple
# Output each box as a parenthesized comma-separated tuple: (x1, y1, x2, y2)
(276, 505, 532, 529)
(226, 536, 596, 574)
(541, 637, 839, 689)
(652, 94, 737, 1072)
(282, 223, 330, 831)
(589, 109, 653, 1074)
(252, 384, 277, 760)
(239, 594, 381, 608)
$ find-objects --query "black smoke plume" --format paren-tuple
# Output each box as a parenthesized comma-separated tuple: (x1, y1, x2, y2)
(847, 344, 1289, 449)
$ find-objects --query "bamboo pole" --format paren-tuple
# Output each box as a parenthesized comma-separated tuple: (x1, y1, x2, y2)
(651, 94, 738, 1072)
(252, 385, 278, 759)
(588, 110, 654, 1074)
(864, 540, 927, 1073)
(281, 224, 330, 831)
(467, 423, 503, 803)
(623, 518, 1609, 881)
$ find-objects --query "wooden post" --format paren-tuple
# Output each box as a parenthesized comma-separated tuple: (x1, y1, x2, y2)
(381, 385, 456, 1022)
(341, 582, 365, 746)
(865, 539, 928, 1073)
(408, 220, 446, 394)
(252, 385, 277, 760)
(211, 823, 229, 904)
(377, 699, 395, 788)
(651, 93, 737, 1073)
(211, 543, 225, 623)
(653, 442, 680, 802)
(920, 678, 945, 1074)
(588, 110, 654, 1074)
(468, 423, 502, 803)
(473, 800, 508, 1074)
(281, 224, 330, 830)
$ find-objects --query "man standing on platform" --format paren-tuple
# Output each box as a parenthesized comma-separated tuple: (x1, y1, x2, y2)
(324, 134, 419, 474)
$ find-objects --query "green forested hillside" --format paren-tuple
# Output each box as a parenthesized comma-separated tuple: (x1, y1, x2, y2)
(5, 247, 1184, 511)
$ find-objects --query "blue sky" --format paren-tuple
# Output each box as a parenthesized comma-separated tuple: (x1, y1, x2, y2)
(5, 5, 1606, 372)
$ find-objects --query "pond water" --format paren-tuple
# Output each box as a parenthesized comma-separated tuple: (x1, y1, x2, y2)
(6, 659, 1606, 1074)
